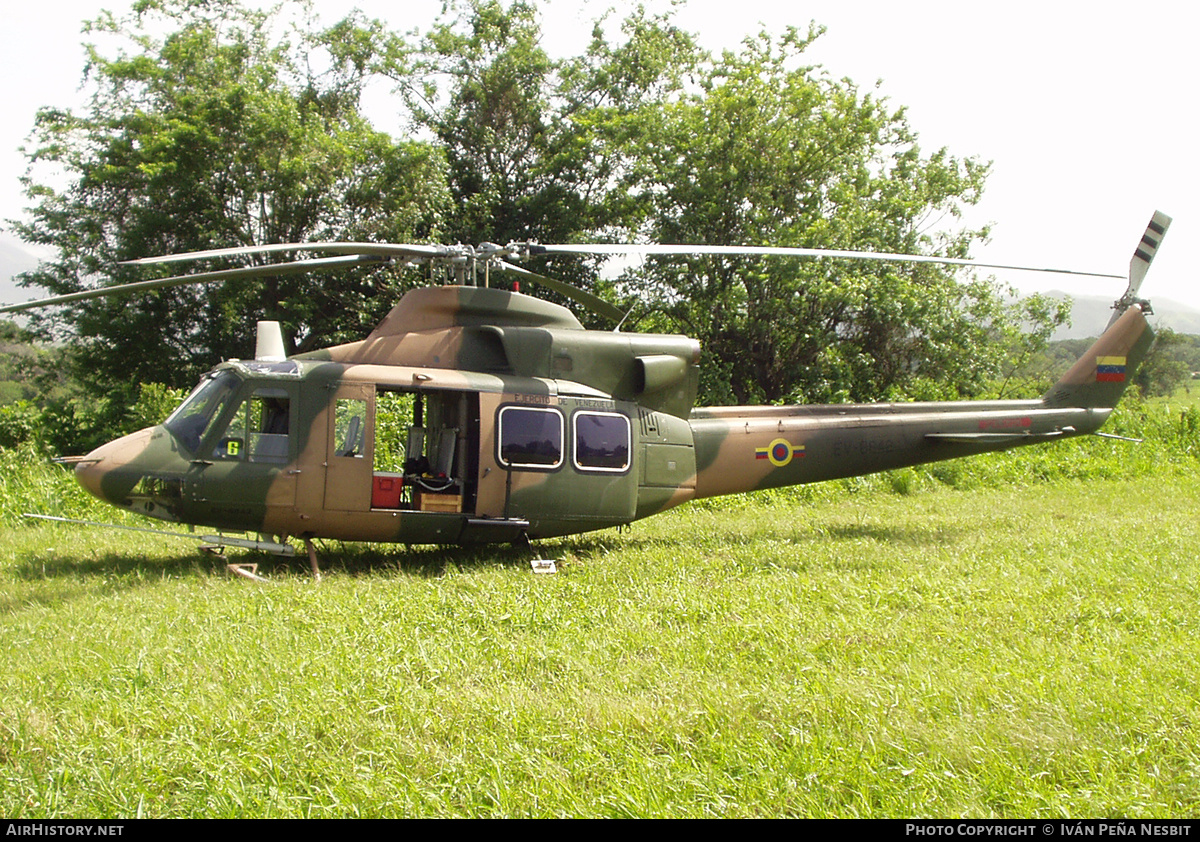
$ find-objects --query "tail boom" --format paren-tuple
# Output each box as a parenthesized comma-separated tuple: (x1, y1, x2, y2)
(689, 402, 1103, 500)
(688, 304, 1153, 501)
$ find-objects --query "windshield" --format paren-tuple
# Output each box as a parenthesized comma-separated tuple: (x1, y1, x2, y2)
(163, 371, 241, 453)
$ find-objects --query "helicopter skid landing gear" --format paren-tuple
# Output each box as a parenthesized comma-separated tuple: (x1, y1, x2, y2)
(305, 538, 322, 582)
(226, 562, 269, 583)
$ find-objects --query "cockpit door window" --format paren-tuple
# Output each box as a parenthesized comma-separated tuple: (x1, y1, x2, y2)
(213, 388, 291, 464)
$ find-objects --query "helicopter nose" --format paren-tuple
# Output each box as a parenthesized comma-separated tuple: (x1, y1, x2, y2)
(74, 428, 156, 503)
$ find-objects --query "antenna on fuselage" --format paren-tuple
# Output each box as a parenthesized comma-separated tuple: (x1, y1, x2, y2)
(255, 321, 287, 362)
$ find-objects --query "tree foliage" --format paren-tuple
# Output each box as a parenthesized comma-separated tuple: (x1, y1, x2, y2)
(399, 1, 697, 243)
(1135, 327, 1193, 398)
(388, 0, 701, 314)
(612, 26, 1058, 405)
(12, 0, 1069, 434)
(14, 0, 449, 392)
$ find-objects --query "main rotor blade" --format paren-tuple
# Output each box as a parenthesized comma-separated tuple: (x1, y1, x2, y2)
(492, 262, 624, 322)
(522, 243, 1125, 280)
(0, 255, 386, 314)
(122, 241, 449, 265)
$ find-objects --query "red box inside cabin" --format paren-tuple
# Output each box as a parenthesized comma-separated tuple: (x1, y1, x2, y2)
(371, 473, 403, 508)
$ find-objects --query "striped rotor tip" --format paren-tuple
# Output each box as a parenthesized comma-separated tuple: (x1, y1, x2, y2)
(1134, 211, 1172, 267)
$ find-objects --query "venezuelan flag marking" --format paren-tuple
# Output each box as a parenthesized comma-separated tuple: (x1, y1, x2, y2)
(755, 438, 806, 467)
(1096, 355, 1127, 383)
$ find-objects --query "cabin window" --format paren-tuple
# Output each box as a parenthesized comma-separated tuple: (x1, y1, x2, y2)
(213, 388, 291, 463)
(573, 411, 631, 472)
(498, 406, 563, 469)
(334, 398, 367, 458)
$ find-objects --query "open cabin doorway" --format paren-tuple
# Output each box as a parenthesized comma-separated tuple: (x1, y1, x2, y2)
(324, 385, 479, 516)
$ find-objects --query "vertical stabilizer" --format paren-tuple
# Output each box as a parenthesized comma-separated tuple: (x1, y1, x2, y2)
(1045, 210, 1170, 409)
(1042, 305, 1154, 409)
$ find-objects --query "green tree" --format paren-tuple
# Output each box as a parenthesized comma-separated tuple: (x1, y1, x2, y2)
(1136, 327, 1191, 397)
(987, 292, 1075, 399)
(616, 26, 1057, 405)
(406, 1, 696, 238)
(386, 0, 699, 315)
(13, 0, 1064, 421)
(13, 0, 449, 393)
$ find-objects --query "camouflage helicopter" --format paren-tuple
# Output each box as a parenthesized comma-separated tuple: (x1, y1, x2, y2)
(1, 211, 1170, 578)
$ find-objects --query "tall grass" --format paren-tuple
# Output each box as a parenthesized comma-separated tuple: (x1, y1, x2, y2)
(0, 444, 119, 527)
(3, 473, 1198, 817)
(1, 392, 1197, 817)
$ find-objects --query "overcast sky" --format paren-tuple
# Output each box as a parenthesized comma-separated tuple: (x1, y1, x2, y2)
(2, 0, 1195, 313)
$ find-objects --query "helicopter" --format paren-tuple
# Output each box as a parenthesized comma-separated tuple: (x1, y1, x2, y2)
(0, 211, 1170, 578)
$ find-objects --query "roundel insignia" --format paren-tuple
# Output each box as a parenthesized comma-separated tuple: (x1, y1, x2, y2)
(755, 437, 805, 467)
(770, 439, 791, 464)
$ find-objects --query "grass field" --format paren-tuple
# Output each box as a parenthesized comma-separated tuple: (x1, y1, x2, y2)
(2, 427, 1199, 817)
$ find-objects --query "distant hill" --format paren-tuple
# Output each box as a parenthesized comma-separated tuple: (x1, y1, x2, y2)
(1036, 290, 1200, 340)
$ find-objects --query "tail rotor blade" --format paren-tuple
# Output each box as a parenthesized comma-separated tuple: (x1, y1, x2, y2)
(1126, 210, 1172, 303)
(1108, 210, 1172, 327)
